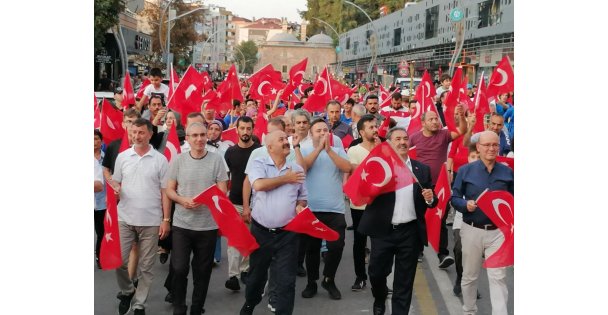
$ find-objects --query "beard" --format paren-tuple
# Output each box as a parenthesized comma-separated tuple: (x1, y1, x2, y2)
(239, 134, 251, 142)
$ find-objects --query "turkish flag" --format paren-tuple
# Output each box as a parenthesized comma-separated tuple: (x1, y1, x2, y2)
(473, 75, 491, 133)
(343, 142, 416, 206)
(249, 64, 285, 104)
(122, 72, 136, 108)
(253, 110, 267, 142)
(163, 123, 181, 162)
(407, 101, 422, 136)
(289, 92, 301, 109)
(303, 67, 332, 112)
(225, 64, 244, 102)
(118, 127, 131, 153)
(167, 66, 204, 120)
(94, 94, 101, 129)
(283, 207, 339, 241)
(201, 71, 213, 92)
(496, 156, 514, 170)
(377, 114, 392, 138)
(342, 134, 354, 149)
(136, 78, 150, 99)
(298, 82, 313, 95)
(222, 127, 239, 146)
(438, 66, 443, 79)
(215, 65, 243, 111)
(100, 98, 124, 145)
(425, 163, 451, 252)
(443, 67, 463, 134)
(100, 181, 122, 270)
(168, 64, 181, 100)
(418, 70, 437, 101)
(408, 145, 417, 160)
(193, 184, 259, 256)
(486, 56, 514, 101)
(283, 57, 308, 97)
(475, 189, 514, 268)
(330, 78, 352, 104)
(378, 84, 390, 103)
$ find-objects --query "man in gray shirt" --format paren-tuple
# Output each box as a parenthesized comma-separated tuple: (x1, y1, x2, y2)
(165, 122, 229, 315)
(240, 130, 308, 315)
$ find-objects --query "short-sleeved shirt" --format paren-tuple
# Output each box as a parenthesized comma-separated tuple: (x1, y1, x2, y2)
(248, 156, 307, 228)
(346, 144, 371, 210)
(300, 143, 349, 214)
(244, 146, 297, 175)
(379, 107, 411, 129)
(167, 151, 228, 231)
(329, 120, 353, 139)
(95, 154, 107, 210)
(340, 113, 353, 125)
(143, 83, 170, 103)
(225, 143, 261, 205)
(113, 145, 169, 226)
(409, 129, 452, 185)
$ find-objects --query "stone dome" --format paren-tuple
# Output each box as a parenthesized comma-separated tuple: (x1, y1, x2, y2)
(267, 32, 301, 43)
(307, 33, 333, 45)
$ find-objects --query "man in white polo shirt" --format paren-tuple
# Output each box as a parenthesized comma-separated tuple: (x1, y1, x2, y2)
(111, 118, 171, 315)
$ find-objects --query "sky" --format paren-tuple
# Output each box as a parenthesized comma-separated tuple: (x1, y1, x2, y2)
(206, 0, 308, 22)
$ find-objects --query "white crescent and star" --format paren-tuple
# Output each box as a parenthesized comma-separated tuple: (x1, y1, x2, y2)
(293, 70, 305, 84)
(105, 232, 113, 242)
(257, 81, 270, 96)
(491, 198, 513, 227)
(185, 84, 197, 99)
(106, 117, 116, 130)
(424, 82, 431, 97)
(212, 195, 224, 214)
(105, 211, 113, 226)
(495, 68, 508, 86)
(365, 157, 392, 187)
(317, 77, 328, 96)
(165, 142, 178, 162)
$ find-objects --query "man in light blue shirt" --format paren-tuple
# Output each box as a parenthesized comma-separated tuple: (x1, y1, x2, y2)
(299, 118, 352, 301)
(240, 130, 308, 315)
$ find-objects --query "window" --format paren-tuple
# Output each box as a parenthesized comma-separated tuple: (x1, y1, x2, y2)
(366, 30, 372, 45)
(478, 0, 501, 28)
(353, 41, 359, 55)
(346, 37, 351, 50)
(394, 28, 401, 46)
(425, 5, 439, 39)
(282, 65, 287, 73)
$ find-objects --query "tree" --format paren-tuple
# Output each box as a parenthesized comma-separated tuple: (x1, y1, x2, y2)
(233, 41, 258, 74)
(138, 0, 204, 72)
(94, 0, 125, 51)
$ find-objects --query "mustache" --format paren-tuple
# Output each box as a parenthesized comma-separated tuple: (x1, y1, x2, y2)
(282, 144, 290, 149)
(240, 134, 251, 141)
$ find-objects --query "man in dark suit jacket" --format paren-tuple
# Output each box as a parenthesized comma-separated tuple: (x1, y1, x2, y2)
(358, 127, 437, 315)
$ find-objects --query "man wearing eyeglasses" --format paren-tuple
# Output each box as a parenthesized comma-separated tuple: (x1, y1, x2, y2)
(450, 131, 513, 315)
(463, 113, 512, 157)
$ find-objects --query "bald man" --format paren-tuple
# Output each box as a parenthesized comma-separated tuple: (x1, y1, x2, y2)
(450, 131, 514, 315)
(240, 130, 308, 315)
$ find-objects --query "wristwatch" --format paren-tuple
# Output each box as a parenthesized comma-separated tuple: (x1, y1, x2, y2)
(162, 218, 171, 223)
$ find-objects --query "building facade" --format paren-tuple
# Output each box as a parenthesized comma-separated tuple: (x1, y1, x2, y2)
(336, 0, 513, 83)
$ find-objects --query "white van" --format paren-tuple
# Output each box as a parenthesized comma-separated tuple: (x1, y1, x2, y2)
(395, 77, 422, 97)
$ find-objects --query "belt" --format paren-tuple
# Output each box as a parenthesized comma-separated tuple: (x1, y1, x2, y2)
(392, 220, 417, 230)
(464, 221, 497, 230)
(252, 219, 285, 234)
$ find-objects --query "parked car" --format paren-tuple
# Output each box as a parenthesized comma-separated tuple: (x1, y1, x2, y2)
(95, 91, 116, 107)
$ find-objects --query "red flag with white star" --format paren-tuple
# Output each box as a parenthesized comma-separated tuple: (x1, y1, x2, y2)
(193, 184, 259, 256)
(100, 181, 122, 270)
(343, 142, 415, 206)
(486, 56, 514, 102)
(425, 163, 451, 252)
(122, 72, 136, 108)
(284, 207, 339, 241)
(136, 78, 150, 99)
(221, 127, 239, 147)
(163, 123, 181, 162)
(303, 66, 332, 113)
(475, 189, 514, 268)
(100, 98, 124, 145)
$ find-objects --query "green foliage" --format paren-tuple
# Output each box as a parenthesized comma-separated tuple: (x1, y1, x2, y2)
(94, 0, 125, 51)
(234, 41, 258, 74)
(301, 0, 418, 41)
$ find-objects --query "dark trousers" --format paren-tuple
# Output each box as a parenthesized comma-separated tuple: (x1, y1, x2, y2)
(368, 221, 421, 315)
(304, 212, 346, 282)
(171, 226, 217, 315)
(350, 209, 367, 280)
(245, 221, 299, 315)
(297, 234, 307, 266)
(438, 210, 450, 259)
(453, 228, 463, 285)
(94, 209, 106, 259)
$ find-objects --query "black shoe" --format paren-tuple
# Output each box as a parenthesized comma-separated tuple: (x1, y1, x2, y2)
(418, 252, 424, 263)
(165, 292, 174, 303)
(133, 308, 145, 315)
(239, 303, 254, 315)
(301, 281, 317, 298)
(351, 277, 366, 291)
(321, 278, 342, 300)
(438, 255, 455, 269)
(190, 304, 205, 315)
(453, 284, 462, 297)
(373, 303, 385, 315)
(297, 265, 307, 277)
(160, 252, 169, 264)
(225, 276, 240, 291)
(240, 271, 248, 284)
(117, 292, 135, 315)
(346, 225, 354, 230)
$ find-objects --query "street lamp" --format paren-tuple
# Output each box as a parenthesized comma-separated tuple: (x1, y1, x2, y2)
(343, 0, 377, 82)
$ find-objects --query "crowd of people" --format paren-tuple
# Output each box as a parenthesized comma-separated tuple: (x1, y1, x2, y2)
(94, 67, 514, 315)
